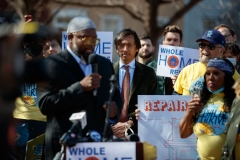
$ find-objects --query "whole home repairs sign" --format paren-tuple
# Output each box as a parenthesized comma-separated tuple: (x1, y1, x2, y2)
(156, 45, 199, 77)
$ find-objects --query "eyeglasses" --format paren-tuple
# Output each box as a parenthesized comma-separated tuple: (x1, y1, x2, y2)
(73, 33, 100, 46)
(117, 43, 135, 50)
(199, 43, 222, 50)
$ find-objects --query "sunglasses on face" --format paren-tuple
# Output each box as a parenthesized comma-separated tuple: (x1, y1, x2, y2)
(199, 43, 219, 50)
(73, 34, 100, 46)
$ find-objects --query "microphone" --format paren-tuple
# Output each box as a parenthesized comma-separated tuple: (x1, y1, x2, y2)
(88, 54, 98, 96)
(89, 130, 102, 142)
(69, 111, 87, 130)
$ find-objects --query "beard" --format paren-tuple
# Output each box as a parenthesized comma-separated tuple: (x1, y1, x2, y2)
(72, 41, 89, 63)
(199, 55, 210, 64)
(138, 51, 153, 59)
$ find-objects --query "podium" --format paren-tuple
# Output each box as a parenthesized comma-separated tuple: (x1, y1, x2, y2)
(65, 142, 144, 160)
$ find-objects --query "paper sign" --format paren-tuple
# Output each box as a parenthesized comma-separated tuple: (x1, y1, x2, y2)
(138, 95, 199, 160)
(157, 45, 199, 77)
(66, 142, 136, 160)
(62, 31, 113, 61)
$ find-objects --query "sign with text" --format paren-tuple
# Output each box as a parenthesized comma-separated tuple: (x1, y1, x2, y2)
(157, 45, 199, 77)
(66, 142, 136, 160)
(138, 95, 198, 160)
(62, 31, 113, 61)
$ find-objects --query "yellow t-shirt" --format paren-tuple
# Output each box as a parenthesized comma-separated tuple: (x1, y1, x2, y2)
(13, 83, 46, 122)
(174, 62, 206, 95)
(233, 70, 240, 81)
(174, 62, 240, 95)
(193, 93, 228, 159)
(14, 97, 46, 122)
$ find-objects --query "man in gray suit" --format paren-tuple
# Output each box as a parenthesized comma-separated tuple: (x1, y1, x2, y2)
(112, 28, 158, 138)
(37, 16, 122, 159)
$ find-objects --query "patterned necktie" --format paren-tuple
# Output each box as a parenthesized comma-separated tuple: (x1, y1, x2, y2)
(119, 65, 130, 122)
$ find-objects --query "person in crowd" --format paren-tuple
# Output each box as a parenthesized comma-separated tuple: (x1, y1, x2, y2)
(179, 58, 236, 159)
(223, 43, 240, 73)
(215, 24, 240, 73)
(111, 28, 158, 139)
(12, 23, 48, 159)
(137, 34, 155, 65)
(147, 25, 183, 95)
(42, 37, 61, 58)
(214, 24, 237, 43)
(174, 29, 239, 95)
(37, 16, 122, 160)
(222, 79, 240, 160)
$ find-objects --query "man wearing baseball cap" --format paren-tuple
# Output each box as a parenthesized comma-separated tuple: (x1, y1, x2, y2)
(174, 29, 240, 95)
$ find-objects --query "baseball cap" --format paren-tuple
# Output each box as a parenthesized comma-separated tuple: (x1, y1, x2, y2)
(196, 29, 226, 46)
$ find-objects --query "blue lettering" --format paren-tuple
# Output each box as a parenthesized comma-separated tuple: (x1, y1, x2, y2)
(62, 42, 67, 50)
(100, 147, 105, 155)
(170, 69, 180, 75)
(158, 55, 167, 66)
(193, 59, 199, 63)
(63, 34, 68, 40)
(179, 50, 183, 56)
(171, 49, 175, 54)
(86, 148, 92, 155)
(166, 48, 171, 54)
(103, 42, 111, 54)
(160, 48, 167, 53)
(69, 147, 78, 155)
(180, 57, 192, 68)
(94, 43, 100, 54)
(79, 148, 84, 155)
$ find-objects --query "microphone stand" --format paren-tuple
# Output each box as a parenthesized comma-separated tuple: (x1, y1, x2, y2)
(102, 75, 117, 142)
(53, 121, 84, 160)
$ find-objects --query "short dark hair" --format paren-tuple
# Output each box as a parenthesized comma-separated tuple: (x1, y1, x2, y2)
(163, 25, 183, 42)
(224, 43, 240, 56)
(114, 28, 141, 57)
(139, 34, 154, 46)
(214, 24, 236, 36)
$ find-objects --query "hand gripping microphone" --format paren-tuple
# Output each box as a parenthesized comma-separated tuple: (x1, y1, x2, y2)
(88, 54, 98, 96)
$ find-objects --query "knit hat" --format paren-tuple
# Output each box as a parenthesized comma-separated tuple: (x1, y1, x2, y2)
(207, 58, 234, 76)
(67, 16, 96, 33)
(196, 29, 226, 47)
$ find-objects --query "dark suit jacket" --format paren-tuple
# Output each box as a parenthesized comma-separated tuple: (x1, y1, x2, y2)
(37, 49, 122, 159)
(113, 60, 158, 132)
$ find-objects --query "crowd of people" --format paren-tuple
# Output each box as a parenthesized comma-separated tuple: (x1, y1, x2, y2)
(1, 12, 240, 160)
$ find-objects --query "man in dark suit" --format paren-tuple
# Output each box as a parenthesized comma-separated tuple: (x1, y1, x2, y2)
(37, 16, 122, 159)
(111, 28, 158, 139)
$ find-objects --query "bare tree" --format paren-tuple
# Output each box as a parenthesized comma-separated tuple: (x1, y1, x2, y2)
(5, 0, 202, 50)
(4, 0, 50, 22)
(51, 0, 202, 48)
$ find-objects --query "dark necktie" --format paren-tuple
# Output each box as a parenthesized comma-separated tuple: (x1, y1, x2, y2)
(119, 65, 130, 122)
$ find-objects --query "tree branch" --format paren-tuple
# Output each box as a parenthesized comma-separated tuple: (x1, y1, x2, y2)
(5, 0, 25, 21)
(156, 0, 202, 37)
(52, 0, 144, 22)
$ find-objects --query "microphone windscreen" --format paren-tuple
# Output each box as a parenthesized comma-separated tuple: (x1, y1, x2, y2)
(88, 54, 98, 64)
(129, 134, 140, 142)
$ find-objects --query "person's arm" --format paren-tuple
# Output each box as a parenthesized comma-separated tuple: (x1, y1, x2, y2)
(37, 59, 101, 115)
(179, 97, 203, 138)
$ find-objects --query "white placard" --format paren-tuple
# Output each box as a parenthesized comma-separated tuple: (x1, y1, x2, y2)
(157, 45, 199, 77)
(138, 95, 199, 160)
(62, 31, 113, 61)
(66, 142, 136, 160)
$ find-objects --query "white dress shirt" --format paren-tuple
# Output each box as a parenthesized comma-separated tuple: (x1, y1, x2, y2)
(67, 45, 92, 76)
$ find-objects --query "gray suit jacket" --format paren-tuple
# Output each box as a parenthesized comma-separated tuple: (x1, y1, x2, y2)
(113, 60, 158, 132)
